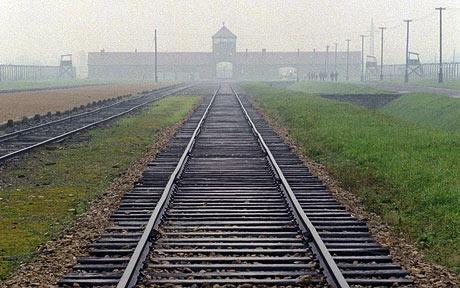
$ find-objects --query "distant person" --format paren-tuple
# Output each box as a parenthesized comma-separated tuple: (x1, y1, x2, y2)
(330, 72, 334, 82)
(334, 71, 339, 82)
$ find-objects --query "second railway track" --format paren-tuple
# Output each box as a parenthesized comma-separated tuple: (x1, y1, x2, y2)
(60, 84, 413, 287)
(0, 84, 189, 163)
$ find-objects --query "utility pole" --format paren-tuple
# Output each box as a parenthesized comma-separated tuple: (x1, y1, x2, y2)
(297, 48, 300, 82)
(346, 39, 351, 81)
(369, 18, 375, 56)
(334, 42, 338, 72)
(404, 20, 412, 83)
(325, 45, 330, 74)
(154, 29, 158, 83)
(360, 35, 366, 82)
(436, 7, 446, 83)
(379, 27, 386, 80)
(313, 48, 317, 74)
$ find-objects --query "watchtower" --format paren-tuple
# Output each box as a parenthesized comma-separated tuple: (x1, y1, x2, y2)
(365, 55, 379, 80)
(212, 24, 237, 79)
(59, 54, 76, 79)
(407, 52, 424, 79)
(212, 23, 237, 62)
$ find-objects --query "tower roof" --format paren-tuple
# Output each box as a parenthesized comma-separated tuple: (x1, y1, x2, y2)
(212, 24, 236, 39)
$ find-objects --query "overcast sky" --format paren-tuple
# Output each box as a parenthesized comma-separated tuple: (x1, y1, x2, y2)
(0, 0, 459, 65)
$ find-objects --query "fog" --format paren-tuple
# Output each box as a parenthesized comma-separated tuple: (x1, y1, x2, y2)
(1, 0, 459, 65)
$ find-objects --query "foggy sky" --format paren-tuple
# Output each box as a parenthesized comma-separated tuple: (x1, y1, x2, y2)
(1, 0, 459, 66)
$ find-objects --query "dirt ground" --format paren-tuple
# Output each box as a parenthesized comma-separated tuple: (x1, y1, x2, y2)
(0, 82, 164, 123)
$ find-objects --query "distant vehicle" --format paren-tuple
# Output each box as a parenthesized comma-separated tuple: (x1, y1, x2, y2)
(280, 67, 297, 81)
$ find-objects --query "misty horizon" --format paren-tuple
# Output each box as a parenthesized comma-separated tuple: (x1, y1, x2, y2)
(1, 1, 459, 66)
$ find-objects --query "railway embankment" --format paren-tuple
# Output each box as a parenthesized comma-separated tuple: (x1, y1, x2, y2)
(380, 92, 460, 132)
(0, 96, 200, 282)
(289, 80, 460, 132)
(59, 85, 412, 287)
(244, 82, 460, 284)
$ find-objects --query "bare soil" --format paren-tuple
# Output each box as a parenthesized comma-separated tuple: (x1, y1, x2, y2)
(0, 83, 164, 123)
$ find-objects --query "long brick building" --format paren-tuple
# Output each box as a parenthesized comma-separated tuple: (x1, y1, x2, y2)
(88, 25, 361, 81)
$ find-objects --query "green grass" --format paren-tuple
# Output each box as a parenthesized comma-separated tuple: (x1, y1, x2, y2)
(383, 79, 460, 90)
(380, 93, 460, 132)
(406, 79, 460, 90)
(0, 95, 200, 279)
(417, 79, 460, 90)
(289, 81, 389, 94)
(244, 82, 460, 274)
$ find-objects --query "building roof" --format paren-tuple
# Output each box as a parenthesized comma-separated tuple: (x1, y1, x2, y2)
(235, 51, 361, 66)
(88, 50, 361, 66)
(212, 25, 237, 39)
(88, 52, 213, 66)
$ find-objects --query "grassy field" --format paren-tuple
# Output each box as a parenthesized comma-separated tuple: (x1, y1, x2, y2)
(289, 81, 389, 94)
(380, 93, 460, 132)
(420, 79, 460, 90)
(244, 83, 460, 274)
(388, 79, 460, 90)
(0, 96, 199, 279)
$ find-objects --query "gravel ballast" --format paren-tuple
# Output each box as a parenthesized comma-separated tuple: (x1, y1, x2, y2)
(249, 95, 459, 288)
(0, 99, 200, 288)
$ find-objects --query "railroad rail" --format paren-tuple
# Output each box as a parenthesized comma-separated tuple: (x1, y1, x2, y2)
(0, 84, 189, 163)
(60, 84, 413, 287)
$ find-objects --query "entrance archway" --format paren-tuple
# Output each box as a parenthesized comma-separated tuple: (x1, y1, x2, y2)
(216, 62, 233, 79)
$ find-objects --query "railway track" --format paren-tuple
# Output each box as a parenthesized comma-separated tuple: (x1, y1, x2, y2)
(59, 84, 413, 287)
(0, 84, 188, 163)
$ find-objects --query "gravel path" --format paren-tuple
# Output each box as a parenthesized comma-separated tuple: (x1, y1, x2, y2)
(0, 99, 200, 288)
(250, 97, 459, 288)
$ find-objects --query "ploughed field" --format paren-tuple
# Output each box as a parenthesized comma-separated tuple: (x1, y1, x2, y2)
(0, 82, 164, 123)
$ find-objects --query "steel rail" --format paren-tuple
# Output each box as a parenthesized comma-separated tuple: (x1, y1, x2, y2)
(232, 87, 350, 288)
(0, 84, 190, 163)
(0, 84, 180, 142)
(116, 86, 220, 288)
